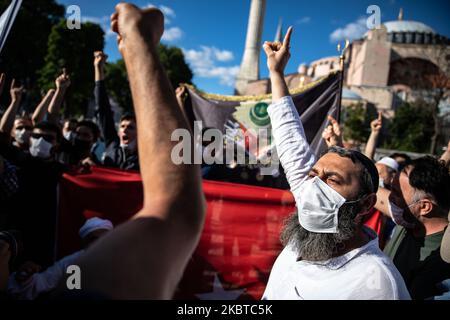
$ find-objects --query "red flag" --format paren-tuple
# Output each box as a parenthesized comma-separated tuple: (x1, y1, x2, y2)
(57, 166, 382, 300)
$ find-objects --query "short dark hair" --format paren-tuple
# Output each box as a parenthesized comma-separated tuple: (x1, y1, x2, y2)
(389, 152, 411, 170)
(120, 113, 136, 123)
(34, 121, 62, 143)
(76, 120, 100, 141)
(408, 156, 450, 212)
(327, 146, 379, 197)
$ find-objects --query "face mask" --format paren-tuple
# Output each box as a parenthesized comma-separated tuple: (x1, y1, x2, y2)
(29, 137, 53, 159)
(64, 131, 73, 141)
(297, 177, 347, 234)
(120, 139, 137, 153)
(379, 178, 385, 189)
(388, 201, 417, 229)
(15, 129, 31, 145)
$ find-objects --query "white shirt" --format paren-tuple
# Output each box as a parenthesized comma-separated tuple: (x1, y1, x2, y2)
(265, 96, 410, 300)
(262, 227, 411, 300)
(8, 250, 84, 300)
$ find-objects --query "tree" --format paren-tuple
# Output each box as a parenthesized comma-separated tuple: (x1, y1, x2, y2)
(342, 103, 375, 143)
(38, 20, 104, 117)
(0, 0, 64, 109)
(383, 100, 435, 153)
(104, 44, 193, 113)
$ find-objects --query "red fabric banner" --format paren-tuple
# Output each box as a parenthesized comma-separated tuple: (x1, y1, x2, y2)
(57, 166, 382, 300)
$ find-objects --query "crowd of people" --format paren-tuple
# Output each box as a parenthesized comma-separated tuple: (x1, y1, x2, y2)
(0, 2, 449, 300)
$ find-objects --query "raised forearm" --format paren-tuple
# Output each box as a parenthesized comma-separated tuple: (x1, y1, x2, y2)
(365, 131, 379, 160)
(375, 187, 391, 217)
(0, 99, 20, 135)
(123, 37, 203, 217)
(32, 91, 54, 125)
(47, 88, 66, 124)
(95, 65, 105, 82)
(270, 71, 290, 102)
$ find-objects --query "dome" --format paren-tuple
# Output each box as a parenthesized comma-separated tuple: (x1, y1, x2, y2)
(342, 88, 362, 101)
(384, 20, 436, 34)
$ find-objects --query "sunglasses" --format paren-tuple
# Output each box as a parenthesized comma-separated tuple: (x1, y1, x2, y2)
(31, 133, 56, 143)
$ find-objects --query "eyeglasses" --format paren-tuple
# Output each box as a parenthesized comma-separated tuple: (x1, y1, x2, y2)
(31, 133, 56, 143)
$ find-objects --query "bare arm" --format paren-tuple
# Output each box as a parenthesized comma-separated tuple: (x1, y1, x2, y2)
(47, 71, 70, 124)
(365, 112, 382, 160)
(31, 89, 55, 125)
(0, 80, 24, 136)
(375, 187, 391, 217)
(440, 141, 450, 167)
(76, 4, 205, 299)
(264, 27, 316, 196)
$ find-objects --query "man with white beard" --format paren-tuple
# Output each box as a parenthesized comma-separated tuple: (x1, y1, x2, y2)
(261, 27, 410, 300)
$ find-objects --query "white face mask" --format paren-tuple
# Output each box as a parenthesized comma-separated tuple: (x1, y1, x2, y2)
(15, 129, 31, 145)
(297, 177, 347, 234)
(379, 178, 385, 189)
(63, 131, 73, 141)
(29, 137, 53, 159)
(388, 201, 417, 229)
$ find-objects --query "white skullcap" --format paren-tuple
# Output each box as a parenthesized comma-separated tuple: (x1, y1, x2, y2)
(377, 157, 399, 172)
(79, 217, 114, 239)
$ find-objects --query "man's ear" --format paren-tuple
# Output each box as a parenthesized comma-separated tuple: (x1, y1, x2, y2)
(418, 199, 433, 217)
(357, 193, 377, 217)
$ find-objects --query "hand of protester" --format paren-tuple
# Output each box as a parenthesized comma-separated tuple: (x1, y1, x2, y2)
(322, 115, 343, 147)
(15, 261, 41, 284)
(175, 85, 187, 106)
(81, 157, 96, 167)
(370, 112, 383, 134)
(263, 26, 293, 74)
(0, 73, 6, 97)
(111, 3, 164, 55)
(94, 51, 108, 69)
(9, 79, 24, 102)
(55, 69, 71, 90)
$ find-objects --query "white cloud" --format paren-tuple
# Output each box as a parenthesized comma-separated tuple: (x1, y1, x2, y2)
(330, 17, 367, 42)
(296, 17, 311, 24)
(162, 27, 183, 42)
(160, 5, 176, 18)
(183, 46, 239, 86)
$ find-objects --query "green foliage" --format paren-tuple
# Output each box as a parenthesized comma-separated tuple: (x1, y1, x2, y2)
(38, 20, 104, 116)
(383, 100, 435, 153)
(342, 103, 375, 143)
(104, 59, 132, 113)
(104, 44, 193, 113)
(158, 44, 193, 89)
(0, 0, 64, 108)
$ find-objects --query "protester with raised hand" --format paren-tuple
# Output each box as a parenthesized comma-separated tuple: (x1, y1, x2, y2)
(47, 70, 71, 125)
(261, 26, 409, 300)
(68, 3, 205, 299)
(94, 50, 139, 171)
(365, 112, 382, 161)
(377, 156, 450, 299)
(0, 79, 25, 143)
(321, 115, 343, 148)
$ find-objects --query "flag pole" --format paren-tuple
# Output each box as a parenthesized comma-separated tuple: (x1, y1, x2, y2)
(336, 39, 349, 124)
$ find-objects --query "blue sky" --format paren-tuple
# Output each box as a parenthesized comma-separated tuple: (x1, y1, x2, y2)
(57, 0, 450, 95)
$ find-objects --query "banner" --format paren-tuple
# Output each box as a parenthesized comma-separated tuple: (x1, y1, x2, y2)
(184, 71, 342, 164)
(0, 0, 22, 55)
(57, 166, 382, 300)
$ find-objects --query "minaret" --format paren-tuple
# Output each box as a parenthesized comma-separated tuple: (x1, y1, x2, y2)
(398, 8, 404, 21)
(235, 0, 266, 95)
(274, 18, 283, 43)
